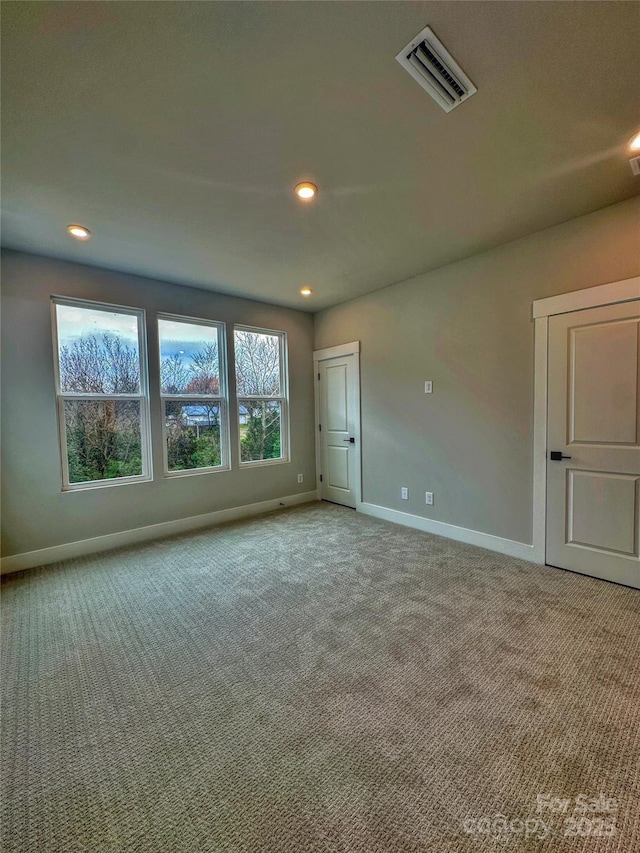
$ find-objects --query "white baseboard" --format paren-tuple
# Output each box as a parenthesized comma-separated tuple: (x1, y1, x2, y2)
(1, 491, 319, 575)
(358, 502, 538, 563)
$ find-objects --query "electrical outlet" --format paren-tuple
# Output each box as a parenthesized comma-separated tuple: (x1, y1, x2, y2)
(297, 473, 304, 484)
(425, 491, 434, 506)
(424, 380, 433, 394)
(401, 487, 409, 500)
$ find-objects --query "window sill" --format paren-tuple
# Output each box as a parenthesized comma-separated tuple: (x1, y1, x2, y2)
(62, 475, 152, 493)
(164, 465, 231, 479)
(239, 457, 290, 470)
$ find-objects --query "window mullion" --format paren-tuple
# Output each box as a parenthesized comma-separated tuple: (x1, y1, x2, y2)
(160, 395, 223, 403)
(59, 393, 145, 401)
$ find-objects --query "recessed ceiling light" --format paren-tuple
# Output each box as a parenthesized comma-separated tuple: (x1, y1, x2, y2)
(294, 182, 317, 201)
(67, 224, 91, 241)
(629, 132, 640, 152)
(299, 287, 313, 297)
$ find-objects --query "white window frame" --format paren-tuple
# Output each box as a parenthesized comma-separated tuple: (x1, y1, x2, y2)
(234, 325, 290, 468)
(158, 313, 230, 477)
(51, 296, 152, 491)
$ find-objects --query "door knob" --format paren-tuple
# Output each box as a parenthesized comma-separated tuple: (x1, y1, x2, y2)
(550, 451, 571, 460)
(343, 437, 355, 443)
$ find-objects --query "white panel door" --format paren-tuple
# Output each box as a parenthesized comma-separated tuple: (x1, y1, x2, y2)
(546, 300, 640, 588)
(318, 354, 359, 507)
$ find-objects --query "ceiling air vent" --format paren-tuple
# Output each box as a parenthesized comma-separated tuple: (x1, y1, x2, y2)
(396, 26, 476, 113)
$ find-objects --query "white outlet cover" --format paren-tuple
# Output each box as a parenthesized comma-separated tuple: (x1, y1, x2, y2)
(425, 491, 434, 505)
(401, 487, 409, 500)
(424, 380, 433, 394)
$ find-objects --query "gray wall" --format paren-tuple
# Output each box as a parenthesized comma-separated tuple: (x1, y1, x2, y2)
(1, 251, 316, 557)
(314, 197, 640, 546)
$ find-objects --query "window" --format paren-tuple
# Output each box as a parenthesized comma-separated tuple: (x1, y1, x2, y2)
(158, 315, 228, 474)
(52, 298, 151, 489)
(234, 326, 288, 465)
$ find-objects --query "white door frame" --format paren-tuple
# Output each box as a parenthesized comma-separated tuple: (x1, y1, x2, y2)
(531, 276, 640, 564)
(313, 341, 362, 508)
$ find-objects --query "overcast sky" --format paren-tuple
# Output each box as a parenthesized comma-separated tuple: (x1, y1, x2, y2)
(56, 304, 138, 348)
(157, 318, 217, 362)
(56, 306, 218, 363)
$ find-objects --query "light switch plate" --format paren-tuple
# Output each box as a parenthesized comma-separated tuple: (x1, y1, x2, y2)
(424, 380, 433, 394)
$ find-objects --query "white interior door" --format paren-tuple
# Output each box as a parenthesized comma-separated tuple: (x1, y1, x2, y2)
(316, 351, 360, 508)
(546, 300, 640, 588)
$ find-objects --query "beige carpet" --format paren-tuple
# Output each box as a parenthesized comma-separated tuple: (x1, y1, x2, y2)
(2, 502, 639, 852)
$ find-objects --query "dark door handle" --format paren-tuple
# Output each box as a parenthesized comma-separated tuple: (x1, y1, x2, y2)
(343, 437, 355, 443)
(550, 451, 572, 460)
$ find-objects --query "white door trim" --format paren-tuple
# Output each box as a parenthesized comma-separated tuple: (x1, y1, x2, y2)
(531, 276, 640, 564)
(532, 276, 640, 319)
(313, 341, 362, 508)
(313, 340, 361, 361)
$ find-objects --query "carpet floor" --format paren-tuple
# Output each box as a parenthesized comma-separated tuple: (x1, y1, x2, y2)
(1, 502, 639, 852)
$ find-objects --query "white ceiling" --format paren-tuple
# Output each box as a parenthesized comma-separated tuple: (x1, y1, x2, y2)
(2, 1, 639, 312)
